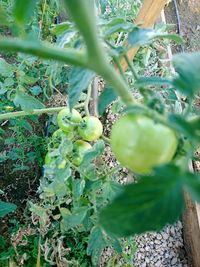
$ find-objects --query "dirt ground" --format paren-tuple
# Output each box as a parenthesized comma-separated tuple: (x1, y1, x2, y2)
(165, 0, 200, 52)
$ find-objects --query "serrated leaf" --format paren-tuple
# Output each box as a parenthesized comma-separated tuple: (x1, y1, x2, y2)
(87, 226, 122, 265)
(172, 52, 200, 97)
(61, 206, 88, 231)
(0, 58, 14, 77)
(13, 91, 45, 112)
(13, 0, 39, 27)
(98, 86, 117, 115)
(87, 226, 109, 265)
(99, 165, 184, 237)
(68, 67, 95, 109)
(128, 27, 183, 48)
(0, 201, 17, 218)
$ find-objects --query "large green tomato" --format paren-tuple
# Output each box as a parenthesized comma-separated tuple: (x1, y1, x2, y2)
(78, 116, 103, 141)
(57, 108, 82, 133)
(111, 114, 178, 174)
(72, 140, 92, 166)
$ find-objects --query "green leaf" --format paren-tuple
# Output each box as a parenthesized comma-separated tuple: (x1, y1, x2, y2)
(168, 114, 200, 142)
(29, 203, 49, 227)
(13, 0, 39, 27)
(72, 179, 86, 203)
(81, 140, 105, 165)
(0, 201, 17, 218)
(68, 67, 95, 109)
(104, 18, 134, 37)
(20, 75, 38, 85)
(0, 58, 14, 77)
(13, 91, 45, 112)
(87, 226, 122, 265)
(61, 206, 88, 231)
(99, 165, 184, 237)
(0, 4, 9, 26)
(98, 86, 117, 115)
(183, 172, 200, 203)
(102, 181, 123, 201)
(29, 86, 42, 96)
(135, 76, 172, 87)
(51, 22, 72, 36)
(128, 27, 183, 48)
(172, 52, 200, 97)
(87, 226, 109, 265)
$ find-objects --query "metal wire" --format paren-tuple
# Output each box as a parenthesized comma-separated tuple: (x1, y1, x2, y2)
(173, 0, 184, 52)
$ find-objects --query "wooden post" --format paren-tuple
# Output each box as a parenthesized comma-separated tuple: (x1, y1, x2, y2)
(183, 191, 200, 267)
(120, 0, 169, 71)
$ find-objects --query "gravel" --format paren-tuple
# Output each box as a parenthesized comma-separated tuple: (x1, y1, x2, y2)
(134, 221, 188, 267)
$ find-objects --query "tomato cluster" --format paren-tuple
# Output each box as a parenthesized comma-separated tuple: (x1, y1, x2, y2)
(44, 108, 103, 168)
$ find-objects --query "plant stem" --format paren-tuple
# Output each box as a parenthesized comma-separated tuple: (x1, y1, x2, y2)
(0, 103, 84, 121)
(96, 61, 135, 106)
(0, 38, 88, 68)
(124, 54, 139, 80)
(113, 56, 127, 82)
(84, 83, 92, 116)
(101, 134, 110, 144)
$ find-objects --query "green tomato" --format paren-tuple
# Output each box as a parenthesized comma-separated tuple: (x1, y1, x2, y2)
(45, 152, 66, 169)
(57, 108, 82, 133)
(52, 129, 73, 148)
(111, 114, 178, 174)
(78, 116, 103, 141)
(44, 152, 53, 166)
(72, 140, 92, 166)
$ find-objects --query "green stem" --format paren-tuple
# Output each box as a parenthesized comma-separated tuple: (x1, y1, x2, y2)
(0, 38, 88, 68)
(63, 0, 103, 61)
(124, 54, 139, 80)
(101, 134, 110, 144)
(112, 55, 127, 82)
(0, 103, 84, 121)
(96, 61, 135, 106)
(84, 83, 92, 116)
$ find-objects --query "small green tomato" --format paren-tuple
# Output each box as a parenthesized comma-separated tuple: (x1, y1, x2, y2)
(71, 140, 92, 166)
(78, 116, 103, 141)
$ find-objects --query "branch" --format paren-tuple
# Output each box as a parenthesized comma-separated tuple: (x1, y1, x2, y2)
(0, 37, 88, 68)
(0, 103, 84, 121)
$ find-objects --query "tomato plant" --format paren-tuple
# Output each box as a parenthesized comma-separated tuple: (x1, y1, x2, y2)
(0, 0, 200, 265)
(111, 114, 178, 174)
(78, 116, 103, 141)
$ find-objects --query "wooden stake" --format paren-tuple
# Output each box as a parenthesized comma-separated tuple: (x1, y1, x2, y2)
(120, 0, 169, 71)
